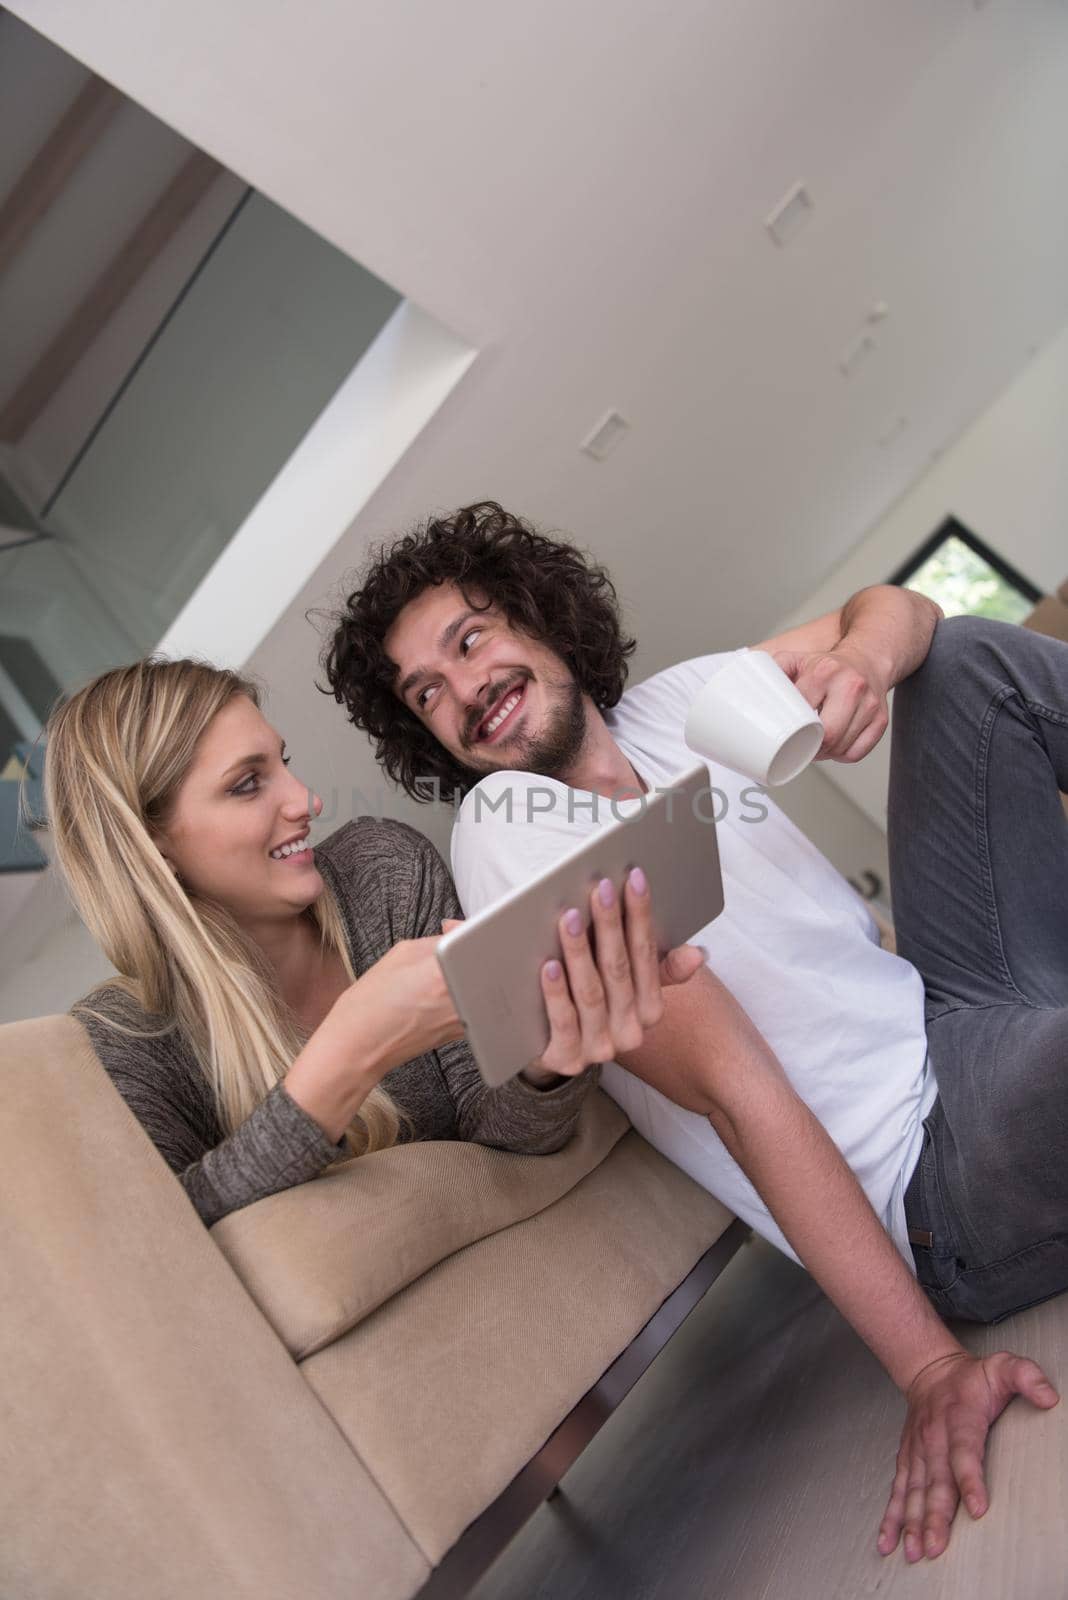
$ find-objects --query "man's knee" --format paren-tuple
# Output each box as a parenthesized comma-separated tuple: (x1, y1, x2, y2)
(897, 612, 1019, 707)
(924, 611, 1017, 666)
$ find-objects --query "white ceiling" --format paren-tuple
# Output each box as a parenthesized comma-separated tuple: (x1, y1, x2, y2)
(6, 0, 1068, 843)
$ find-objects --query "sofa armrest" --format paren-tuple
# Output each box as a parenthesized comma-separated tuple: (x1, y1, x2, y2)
(0, 1015, 429, 1600)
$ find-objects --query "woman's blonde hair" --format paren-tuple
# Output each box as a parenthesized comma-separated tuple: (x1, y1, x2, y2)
(43, 656, 401, 1155)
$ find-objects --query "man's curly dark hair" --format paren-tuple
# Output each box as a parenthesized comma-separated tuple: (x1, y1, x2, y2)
(322, 501, 636, 802)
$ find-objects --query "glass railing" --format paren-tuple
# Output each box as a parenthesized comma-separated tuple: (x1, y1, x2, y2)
(0, 188, 401, 870)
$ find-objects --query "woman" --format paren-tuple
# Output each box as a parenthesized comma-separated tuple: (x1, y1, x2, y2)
(44, 657, 700, 1227)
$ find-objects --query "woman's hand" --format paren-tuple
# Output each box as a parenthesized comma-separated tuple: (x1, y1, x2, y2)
(525, 866, 704, 1084)
(335, 936, 465, 1078)
(879, 1349, 1060, 1562)
(286, 937, 463, 1141)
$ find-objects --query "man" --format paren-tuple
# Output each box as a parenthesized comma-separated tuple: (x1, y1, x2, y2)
(324, 500, 1064, 1564)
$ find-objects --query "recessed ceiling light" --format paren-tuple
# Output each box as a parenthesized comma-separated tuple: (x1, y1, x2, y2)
(877, 416, 909, 447)
(765, 182, 813, 248)
(580, 411, 630, 461)
(839, 332, 877, 377)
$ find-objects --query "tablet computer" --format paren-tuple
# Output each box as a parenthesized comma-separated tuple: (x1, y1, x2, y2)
(437, 764, 724, 1087)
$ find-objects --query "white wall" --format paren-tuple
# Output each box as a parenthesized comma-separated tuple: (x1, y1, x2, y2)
(0, 869, 41, 933)
(0, 849, 112, 1024)
(0, 905, 112, 1024)
(773, 318, 1068, 829)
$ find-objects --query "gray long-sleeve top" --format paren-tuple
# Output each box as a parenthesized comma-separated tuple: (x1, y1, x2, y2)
(74, 817, 592, 1227)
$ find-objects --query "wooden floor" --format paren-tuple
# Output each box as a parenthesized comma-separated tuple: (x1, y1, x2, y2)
(470, 1238, 1068, 1600)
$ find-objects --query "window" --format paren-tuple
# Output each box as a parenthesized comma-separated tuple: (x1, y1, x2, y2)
(889, 517, 1040, 623)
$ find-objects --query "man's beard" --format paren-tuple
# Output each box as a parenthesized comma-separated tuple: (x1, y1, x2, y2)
(458, 672, 588, 783)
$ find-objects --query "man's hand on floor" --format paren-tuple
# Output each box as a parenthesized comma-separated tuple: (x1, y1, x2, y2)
(878, 1349, 1060, 1563)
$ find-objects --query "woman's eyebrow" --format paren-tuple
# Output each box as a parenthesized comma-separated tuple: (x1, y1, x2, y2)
(219, 741, 285, 781)
(220, 752, 268, 781)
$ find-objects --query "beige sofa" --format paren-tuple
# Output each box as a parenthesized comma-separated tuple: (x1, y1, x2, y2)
(0, 1014, 739, 1600)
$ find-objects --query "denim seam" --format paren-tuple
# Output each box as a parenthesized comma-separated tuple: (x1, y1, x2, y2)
(926, 1123, 966, 1286)
(930, 997, 1055, 1019)
(972, 687, 1031, 1005)
(955, 1233, 1068, 1280)
(1020, 697, 1068, 731)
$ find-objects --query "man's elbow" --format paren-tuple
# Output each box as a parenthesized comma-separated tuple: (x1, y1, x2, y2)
(914, 592, 945, 664)
(916, 591, 945, 626)
(618, 1035, 749, 1123)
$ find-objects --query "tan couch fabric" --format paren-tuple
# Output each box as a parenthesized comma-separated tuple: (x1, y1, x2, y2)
(212, 1090, 629, 1359)
(1023, 594, 1068, 646)
(302, 1131, 735, 1564)
(0, 1016, 429, 1600)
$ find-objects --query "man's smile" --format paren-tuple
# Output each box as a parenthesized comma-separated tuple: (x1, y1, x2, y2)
(472, 680, 528, 744)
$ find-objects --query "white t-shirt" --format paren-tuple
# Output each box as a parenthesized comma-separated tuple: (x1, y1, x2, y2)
(450, 652, 936, 1264)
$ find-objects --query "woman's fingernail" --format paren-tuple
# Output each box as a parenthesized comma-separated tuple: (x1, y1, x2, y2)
(629, 866, 648, 895)
(598, 877, 615, 908)
(564, 908, 583, 936)
(545, 959, 562, 981)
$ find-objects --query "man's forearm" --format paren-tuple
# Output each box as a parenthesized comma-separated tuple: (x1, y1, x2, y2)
(836, 584, 943, 693)
(707, 1068, 958, 1390)
(620, 971, 961, 1391)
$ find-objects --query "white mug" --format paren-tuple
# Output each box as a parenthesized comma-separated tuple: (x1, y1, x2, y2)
(684, 649, 824, 786)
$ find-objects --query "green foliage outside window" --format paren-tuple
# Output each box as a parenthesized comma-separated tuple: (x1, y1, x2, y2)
(903, 533, 1034, 623)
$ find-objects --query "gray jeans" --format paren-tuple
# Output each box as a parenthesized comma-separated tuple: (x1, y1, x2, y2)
(891, 613, 1068, 1323)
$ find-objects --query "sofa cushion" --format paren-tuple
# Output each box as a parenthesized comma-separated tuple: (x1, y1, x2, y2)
(300, 1129, 736, 1565)
(211, 1088, 629, 1359)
